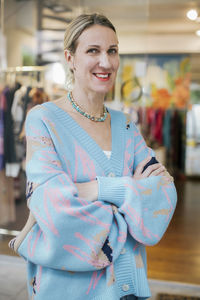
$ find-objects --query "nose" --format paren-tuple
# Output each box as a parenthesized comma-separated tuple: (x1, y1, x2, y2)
(98, 52, 111, 69)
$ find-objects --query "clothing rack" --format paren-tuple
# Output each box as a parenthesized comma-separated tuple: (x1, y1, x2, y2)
(0, 66, 47, 226)
(1, 66, 47, 88)
(2, 66, 46, 72)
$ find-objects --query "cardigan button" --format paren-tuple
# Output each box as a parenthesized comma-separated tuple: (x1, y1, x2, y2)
(122, 284, 130, 292)
(120, 248, 126, 255)
(108, 172, 115, 177)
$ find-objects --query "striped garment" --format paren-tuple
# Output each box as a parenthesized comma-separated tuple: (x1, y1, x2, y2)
(11, 102, 177, 300)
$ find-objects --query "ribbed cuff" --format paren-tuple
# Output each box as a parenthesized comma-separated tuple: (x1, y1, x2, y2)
(96, 176, 131, 207)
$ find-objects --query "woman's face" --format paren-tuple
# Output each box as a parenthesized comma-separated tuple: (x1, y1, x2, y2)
(67, 24, 120, 95)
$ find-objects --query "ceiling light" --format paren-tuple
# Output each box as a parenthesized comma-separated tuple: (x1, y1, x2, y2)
(187, 9, 198, 20)
(196, 29, 200, 36)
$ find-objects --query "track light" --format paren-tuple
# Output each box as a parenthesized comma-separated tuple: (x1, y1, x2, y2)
(196, 29, 200, 36)
(187, 9, 198, 20)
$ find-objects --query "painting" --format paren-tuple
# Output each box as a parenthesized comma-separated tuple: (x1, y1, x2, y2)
(117, 54, 191, 109)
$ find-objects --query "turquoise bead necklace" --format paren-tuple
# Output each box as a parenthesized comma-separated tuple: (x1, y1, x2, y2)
(67, 92, 108, 122)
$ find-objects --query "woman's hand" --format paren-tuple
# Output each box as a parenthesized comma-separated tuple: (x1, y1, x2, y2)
(133, 156, 173, 182)
(75, 180, 98, 202)
(75, 157, 173, 202)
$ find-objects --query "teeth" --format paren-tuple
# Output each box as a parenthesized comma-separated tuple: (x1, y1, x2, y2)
(95, 73, 109, 78)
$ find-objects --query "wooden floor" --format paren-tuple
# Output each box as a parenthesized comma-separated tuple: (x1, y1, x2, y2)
(0, 179, 200, 285)
(147, 178, 200, 285)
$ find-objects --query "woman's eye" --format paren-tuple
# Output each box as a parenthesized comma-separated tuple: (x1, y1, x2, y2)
(87, 48, 98, 54)
(108, 48, 118, 54)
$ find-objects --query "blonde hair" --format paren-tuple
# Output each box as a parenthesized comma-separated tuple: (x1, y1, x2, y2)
(64, 13, 116, 90)
(64, 13, 116, 53)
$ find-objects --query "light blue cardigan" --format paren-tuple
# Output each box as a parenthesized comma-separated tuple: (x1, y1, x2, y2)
(14, 102, 177, 299)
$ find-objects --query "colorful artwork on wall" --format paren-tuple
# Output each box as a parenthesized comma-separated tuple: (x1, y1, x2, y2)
(118, 54, 191, 109)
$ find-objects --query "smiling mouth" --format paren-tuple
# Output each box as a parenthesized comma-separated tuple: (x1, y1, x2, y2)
(93, 73, 111, 80)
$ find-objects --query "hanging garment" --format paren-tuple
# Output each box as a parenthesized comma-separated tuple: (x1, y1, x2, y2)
(4, 84, 21, 164)
(11, 86, 32, 165)
(11, 85, 27, 135)
(171, 110, 186, 173)
(153, 109, 164, 146)
(29, 87, 49, 106)
(0, 90, 6, 170)
(4, 83, 22, 177)
(163, 109, 172, 152)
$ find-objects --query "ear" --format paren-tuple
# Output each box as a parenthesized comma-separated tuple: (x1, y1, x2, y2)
(64, 50, 74, 70)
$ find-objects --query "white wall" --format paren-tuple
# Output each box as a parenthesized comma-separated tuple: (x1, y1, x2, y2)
(118, 33, 200, 54)
(4, 0, 37, 67)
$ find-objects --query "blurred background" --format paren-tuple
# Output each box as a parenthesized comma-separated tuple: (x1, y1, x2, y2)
(0, 0, 200, 299)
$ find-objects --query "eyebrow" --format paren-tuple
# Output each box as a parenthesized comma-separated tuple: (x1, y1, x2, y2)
(87, 44, 118, 48)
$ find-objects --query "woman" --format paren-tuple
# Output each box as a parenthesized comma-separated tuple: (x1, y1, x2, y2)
(10, 13, 177, 300)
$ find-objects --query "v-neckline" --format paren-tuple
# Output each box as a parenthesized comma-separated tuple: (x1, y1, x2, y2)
(43, 101, 126, 177)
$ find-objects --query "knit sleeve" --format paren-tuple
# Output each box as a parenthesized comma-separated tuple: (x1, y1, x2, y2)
(96, 122, 177, 246)
(17, 106, 129, 272)
(96, 175, 177, 246)
(131, 122, 155, 169)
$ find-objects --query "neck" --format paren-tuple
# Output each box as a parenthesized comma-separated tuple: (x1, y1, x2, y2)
(71, 87, 105, 117)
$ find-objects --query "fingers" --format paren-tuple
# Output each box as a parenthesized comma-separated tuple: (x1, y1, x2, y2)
(133, 156, 152, 179)
(133, 155, 174, 182)
(149, 167, 174, 183)
(148, 164, 165, 177)
(163, 170, 174, 182)
(134, 156, 152, 175)
(141, 162, 162, 177)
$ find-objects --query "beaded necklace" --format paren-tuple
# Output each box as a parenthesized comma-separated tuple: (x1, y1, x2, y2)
(67, 92, 108, 122)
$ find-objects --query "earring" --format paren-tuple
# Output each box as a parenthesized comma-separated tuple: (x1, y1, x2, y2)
(66, 70, 74, 91)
